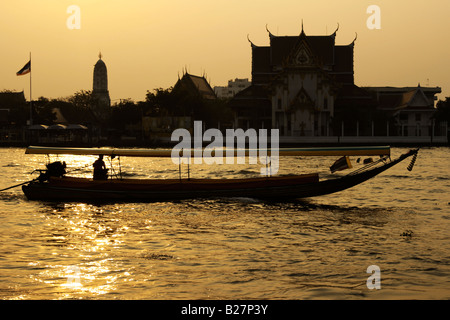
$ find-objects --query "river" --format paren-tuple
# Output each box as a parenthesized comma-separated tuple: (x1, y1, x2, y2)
(0, 147, 449, 300)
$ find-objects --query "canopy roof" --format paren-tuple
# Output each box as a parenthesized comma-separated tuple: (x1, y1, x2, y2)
(25, 146, 391, 157)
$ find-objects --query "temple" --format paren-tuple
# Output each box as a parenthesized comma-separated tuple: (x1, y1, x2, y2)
(92, 53, 111, 109)
(229, 24, 375, 136)
(173, 72, 216, 100)
(366, 85, 442, 137)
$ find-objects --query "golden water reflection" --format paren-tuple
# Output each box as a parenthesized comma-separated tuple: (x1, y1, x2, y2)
(38, 202, 137, 297)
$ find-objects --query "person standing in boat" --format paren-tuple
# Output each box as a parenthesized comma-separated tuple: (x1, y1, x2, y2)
(93, 155, 108, 180)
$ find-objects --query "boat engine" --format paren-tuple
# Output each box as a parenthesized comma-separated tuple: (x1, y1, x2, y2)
(37, 161, 67, 182)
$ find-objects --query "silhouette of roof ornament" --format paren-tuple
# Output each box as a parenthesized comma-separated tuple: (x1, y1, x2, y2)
(332, 23, 340, 36)
(247, 34, 256, 48)
(266, 24, 275, 39)
(351, 32, 358, 45)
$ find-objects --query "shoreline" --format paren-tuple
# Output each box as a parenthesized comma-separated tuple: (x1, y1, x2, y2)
(0, 140, 448, 149)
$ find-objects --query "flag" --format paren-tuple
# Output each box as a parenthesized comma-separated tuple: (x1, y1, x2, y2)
(330, 156, 352, 173)
(16, 60, 31, 76)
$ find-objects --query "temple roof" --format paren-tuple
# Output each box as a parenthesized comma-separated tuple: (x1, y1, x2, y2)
(250, 25, 355, 85)
(333, 45, 353, 72)
(397, 87, 434, 110)
(252, 46, 271, 72)
(365, 86, 442, 111)
(174, 73, 216, 100)
(0, 91, 26, 108)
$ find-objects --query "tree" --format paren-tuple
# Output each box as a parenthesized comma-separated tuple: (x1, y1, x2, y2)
(145, 87, 175, 116)
(434, 98, 450, 123)
(33, 97, 57, 125)
(66, 90, 97, 109)
(109, 99, 142, 131)
(144, 86, 233, 128)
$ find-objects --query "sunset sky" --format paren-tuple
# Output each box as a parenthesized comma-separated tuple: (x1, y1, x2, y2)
(1, 0, 449, 103)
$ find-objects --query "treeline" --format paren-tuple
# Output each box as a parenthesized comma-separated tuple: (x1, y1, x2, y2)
(3, 87, 233, 130)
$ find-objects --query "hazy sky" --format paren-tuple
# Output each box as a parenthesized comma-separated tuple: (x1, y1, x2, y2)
(1, 0, 449, 103)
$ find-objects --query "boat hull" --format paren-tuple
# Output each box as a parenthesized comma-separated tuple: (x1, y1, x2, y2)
(22, 174, 321, 201)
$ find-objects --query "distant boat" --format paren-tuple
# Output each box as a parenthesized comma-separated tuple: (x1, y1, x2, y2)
(65, 124, 88, 130)
(47, 124, 67, 130)
(27, 124, 48, 130)
(21, 146, 419, 202)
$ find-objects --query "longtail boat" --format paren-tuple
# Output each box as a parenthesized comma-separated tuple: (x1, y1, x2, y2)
(21, 146, 419, 202)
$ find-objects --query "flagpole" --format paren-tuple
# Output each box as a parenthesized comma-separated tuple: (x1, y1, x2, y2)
(29, 52, 32, 126)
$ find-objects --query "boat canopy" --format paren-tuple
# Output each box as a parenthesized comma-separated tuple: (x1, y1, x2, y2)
(25, 146, 173, 157)
(25, 146, 391, 157)
(277, 146, 390, 157)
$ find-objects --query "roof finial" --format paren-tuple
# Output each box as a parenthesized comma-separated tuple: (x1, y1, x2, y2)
(98, 51, 102, 59)
(299, 19, 306, 37)
(266, 24, 274, 39)
(351, 32, 358, 45)
(333, 23, 340, 35)
(247, 34, 256, 47)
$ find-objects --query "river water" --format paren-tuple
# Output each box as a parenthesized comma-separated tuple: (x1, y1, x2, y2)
(0, 147, 449, 300)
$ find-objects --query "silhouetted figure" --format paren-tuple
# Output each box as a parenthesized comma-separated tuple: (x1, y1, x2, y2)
(93, 155, 108, 180)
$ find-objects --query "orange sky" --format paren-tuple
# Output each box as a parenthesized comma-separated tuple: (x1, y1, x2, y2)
(1, 0, 449, 103)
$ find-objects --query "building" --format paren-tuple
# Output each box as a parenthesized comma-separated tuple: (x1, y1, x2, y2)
(214, 78, 251, 99)
(173, 72, 216, 100)
(366, 85, 442, 137)
(143, 72, 216, 138)
(0, 91, 27, 142)
(92, 53, 111, 108)
(229, 24, 369, 136)
(227, 84, 272, 130)
(0, 90, 27, 126)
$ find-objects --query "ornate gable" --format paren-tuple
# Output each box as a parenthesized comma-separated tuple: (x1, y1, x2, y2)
(289, 87, 315, 111)
(285, 31, 318, 68)
(408, 88, 432, 108)
(398, 86, 433, 110)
